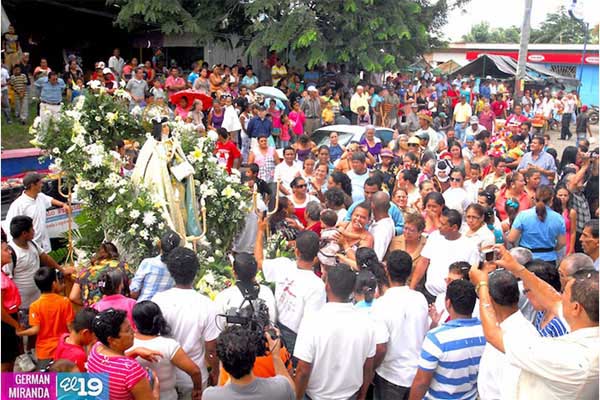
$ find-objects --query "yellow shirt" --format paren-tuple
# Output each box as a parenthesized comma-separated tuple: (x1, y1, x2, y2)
(453, 103, 472, 123)
(271, 65, 287, 85)
(322, 108, 335, 124)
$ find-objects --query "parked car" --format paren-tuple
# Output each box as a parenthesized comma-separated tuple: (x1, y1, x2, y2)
(310, 125, 395, 148)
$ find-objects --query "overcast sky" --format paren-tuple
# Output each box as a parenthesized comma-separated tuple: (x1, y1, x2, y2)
(442, 0, 600, 41)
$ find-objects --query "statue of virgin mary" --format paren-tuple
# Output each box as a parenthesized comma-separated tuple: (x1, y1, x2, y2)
(131, 117, 202, 242)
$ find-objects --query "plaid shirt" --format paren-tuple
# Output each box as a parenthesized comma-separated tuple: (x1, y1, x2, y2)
(572, 190, 591, 233)
(130, 255, 175, 301)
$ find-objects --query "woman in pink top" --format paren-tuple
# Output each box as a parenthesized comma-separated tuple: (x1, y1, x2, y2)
(174, 97, 190, 120)
(478, 103, 496, 133)
(288, 100, 306, 138)
(93, 269, 137, 330)
(88, 308, 159, 400)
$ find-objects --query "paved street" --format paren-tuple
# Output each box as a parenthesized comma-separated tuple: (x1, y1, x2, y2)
(546, 122, 599, 156)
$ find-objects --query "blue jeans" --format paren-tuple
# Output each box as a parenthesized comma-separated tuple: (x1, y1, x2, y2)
(454, 122, 466, 141)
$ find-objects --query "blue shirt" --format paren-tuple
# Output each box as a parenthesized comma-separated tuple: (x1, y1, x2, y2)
(480, 85, 491, 99)
(345, 201, 405, 235)
(534, 311, 569, 338)
(328, 144, 344, 162)
(512, 206, 566, 261)
(435, 82, 449, 99)
(241, 75, 259, 88)
(247, 116, 273, 138)
(35, 77, 65, 103)
(419, 318, 486, 400)
(129, 255, 175, 302)
(517, 150, 557, 186)
(370, 93, 384, 109)
(187, 71, 199, 86)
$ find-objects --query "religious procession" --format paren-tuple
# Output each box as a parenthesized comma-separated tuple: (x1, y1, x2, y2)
(0, 0, 599, 399)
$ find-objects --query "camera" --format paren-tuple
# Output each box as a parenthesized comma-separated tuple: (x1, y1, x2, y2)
(219, 283, 277, 357)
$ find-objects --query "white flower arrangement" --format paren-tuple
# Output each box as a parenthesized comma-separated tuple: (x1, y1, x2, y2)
(129, 210, 141, 219)
(142, 211, 156, 227)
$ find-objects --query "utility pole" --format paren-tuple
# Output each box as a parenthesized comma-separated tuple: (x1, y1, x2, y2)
(514, 0, 533, 106)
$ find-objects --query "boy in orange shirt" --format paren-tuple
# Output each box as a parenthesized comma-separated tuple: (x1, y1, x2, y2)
(17, 266, 74, 370)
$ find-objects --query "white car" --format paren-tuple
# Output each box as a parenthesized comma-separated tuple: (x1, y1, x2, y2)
(310, 124, 395, 148)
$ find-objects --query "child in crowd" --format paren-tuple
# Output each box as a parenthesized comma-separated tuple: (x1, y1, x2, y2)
(357, 106, 371, 126)
(322, 101, 335, 125)
(317, 209, 341, 274)
(149, 80, 166, 101)
(353, 269, 377, 310)
(92, 269, 136, 330)
(280, 114, 292, 148)
(17, 267, 74, 370)
(123, 149, 138, 177)
(54, 308, 98, 372)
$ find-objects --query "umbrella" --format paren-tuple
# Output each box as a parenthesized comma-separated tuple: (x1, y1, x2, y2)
(169, 90, 213, 110)
(255, 86, 288, 102)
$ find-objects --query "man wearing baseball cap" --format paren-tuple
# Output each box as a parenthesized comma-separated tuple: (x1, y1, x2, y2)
(465, 116, 485, 138)
(4, 173, 71, 252)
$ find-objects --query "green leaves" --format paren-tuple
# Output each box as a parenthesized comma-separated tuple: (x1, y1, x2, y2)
(113, 0, 450, 72)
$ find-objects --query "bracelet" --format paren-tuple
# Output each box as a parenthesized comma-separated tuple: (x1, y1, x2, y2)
(475, 281, 488, 293)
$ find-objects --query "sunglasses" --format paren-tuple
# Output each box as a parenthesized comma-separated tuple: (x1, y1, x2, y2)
(408, 143, 419, 147)
(294, 184, 307, 189)
(450, 177, 463, 182)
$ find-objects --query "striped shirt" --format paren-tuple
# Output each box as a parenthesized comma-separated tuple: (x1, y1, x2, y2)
(87, 342, 147, 400)
(534, 310, 569, 338)
(419, 318, 486, 400)
(129, 255, 175, 302)
(9, 73, 27, 94)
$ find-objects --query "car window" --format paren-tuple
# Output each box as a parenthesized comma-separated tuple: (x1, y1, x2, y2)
(313, 130, 354, 147)
(375, 129, 393, 146)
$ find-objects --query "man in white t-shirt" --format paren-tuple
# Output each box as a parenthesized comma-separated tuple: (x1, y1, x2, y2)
(255, 222, 325, 358)
(4, 172, 71, 252)
(443, 168, 471, 214)
(214, 253, 276, 328)
(108, 48, 125, 79)
(372, 250, 429, 398)
(475, 269, 540, 400)
(346, 151, 371, 203)
(273, 147, 302, 195)
(368, 192, 395, 261)
(294, 263, 376, 400)
(152, 247, 220, 393)
(410, 209, 480, 303)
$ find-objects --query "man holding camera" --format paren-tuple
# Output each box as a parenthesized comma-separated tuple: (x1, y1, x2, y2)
(203, 325, 295, 400)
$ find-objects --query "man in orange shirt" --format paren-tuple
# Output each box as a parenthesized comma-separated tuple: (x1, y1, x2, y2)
(17, 266, 74, 370)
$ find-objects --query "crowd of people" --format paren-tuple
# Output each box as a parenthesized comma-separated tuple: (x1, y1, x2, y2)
(1, 42, 599, 400)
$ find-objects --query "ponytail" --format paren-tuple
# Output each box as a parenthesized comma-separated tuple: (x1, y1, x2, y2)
(133, 300, 172, 337)
(355, 269, 377, 305)
(534, 185, 554, 222)
(98, 268, 124, 296)
(535, 200, 547, 222)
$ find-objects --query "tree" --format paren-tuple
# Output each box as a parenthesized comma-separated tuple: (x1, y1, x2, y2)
(529, 6, 593, 44)
(108, 0, 469, 72)
(461, 22, 520, 43)
(462, 6, 594, 45)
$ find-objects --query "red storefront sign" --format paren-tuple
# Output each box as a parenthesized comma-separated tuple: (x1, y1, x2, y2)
(466, 51, 599, 65)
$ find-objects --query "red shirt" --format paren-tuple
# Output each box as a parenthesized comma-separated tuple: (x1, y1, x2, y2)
(447, 89, 459, 107)
(491, 100, 507, 117)
(1, 271, 21, 313)
(215, 140, 241, 174)
(54, 333, 87, 372)
(307, 221, 322, 236)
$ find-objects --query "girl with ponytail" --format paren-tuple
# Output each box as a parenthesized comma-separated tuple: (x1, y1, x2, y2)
(92, 268, 137, 329)
(507, 184, 566, 264)
(354, 269, 377, 310)
(131, 301, 203, 400)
